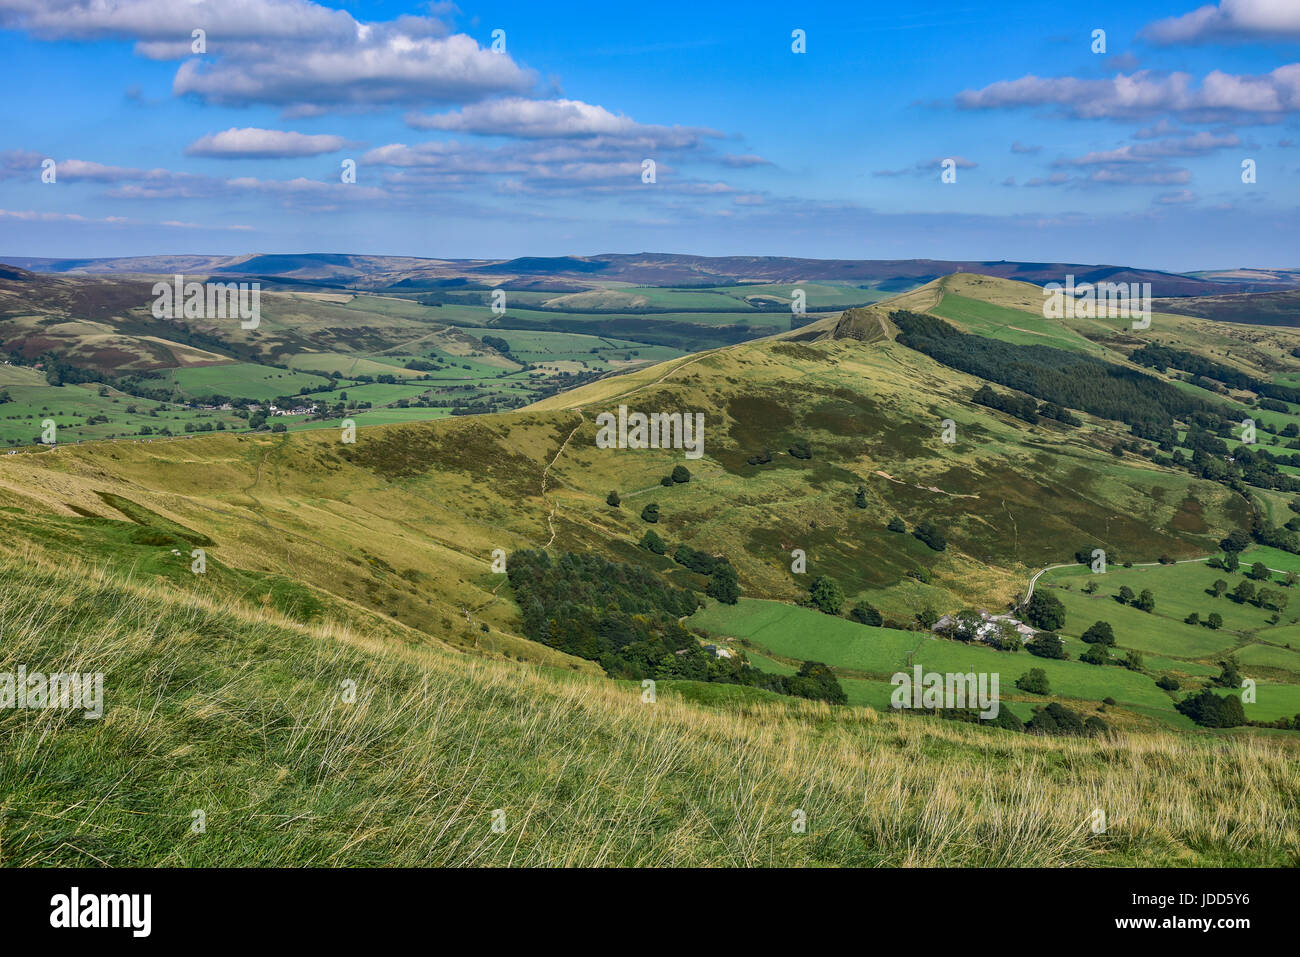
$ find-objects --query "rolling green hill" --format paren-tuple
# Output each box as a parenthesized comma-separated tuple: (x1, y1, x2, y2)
(5, 269, 1300, 865)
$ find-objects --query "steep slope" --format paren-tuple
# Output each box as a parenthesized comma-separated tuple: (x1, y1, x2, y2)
(1, 546, 1296, 867)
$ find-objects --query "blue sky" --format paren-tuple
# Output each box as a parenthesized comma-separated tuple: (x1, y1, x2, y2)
(1, 0, 1298, 270)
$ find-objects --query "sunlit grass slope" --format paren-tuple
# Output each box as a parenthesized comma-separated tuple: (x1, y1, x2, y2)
(1, 548, 1297, 867)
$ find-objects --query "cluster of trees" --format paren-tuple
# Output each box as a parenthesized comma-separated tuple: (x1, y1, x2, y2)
(891, 310, 1227, 431)
(1245, 560, 1274, 581)
(1080, 620, 1114, 645)
(1168, 658, 1254, 727)
(745, 448, 773, 466)
(1131, 342, 1300, 406)
(1211, 656, 1242, 689)
(638, 532, 740, 604)
(971, 384, 1080, 427)
(1129, 343, 1257, 392)
(972, 384, 1038, 424)
(1015, 668, 1050, 694)
(674, 543, 723, 575)
(1249, 513, 1300, 554)
(1226, 579, 1288, 612)
(506, 550, 839, 698)
(923, 706, 1027, 733)
(1074, 544, 1121, 567)
(658, 465, 691, 487)
(804, 575, 884, 627)
(1114, 586, 1155, 612)
(912, 520, 947, 552)
(1026, 618, 1142, 669)
(1176, 688, 1246, 728)
(761, 661, 848, 705)
(1024, 591, 1066, 631)
(1127, 402, 1300, 498)
(1216, 445, 1300, 494)
(1026, 702, 1107, 736)
(1025, 632, 1066, 659)
(39, 353, 103, 388)
(509, 549, 702, 676)
(640, 528, 666, 553)
(849, 603, 883, 626)
(1201, 545, 1293, 617)
(918, 699, 1105, 736)
(479, 335, 513, 357)
(1079, 643, 1144, 670)
(809, 576, 845, 615)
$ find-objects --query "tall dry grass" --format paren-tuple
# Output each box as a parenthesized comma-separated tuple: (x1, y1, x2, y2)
(0, 547, 1296, 867)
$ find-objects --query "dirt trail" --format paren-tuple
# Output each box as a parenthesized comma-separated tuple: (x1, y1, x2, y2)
(542, 409, 585, 548)
(472, 408, 585, 615)
(873, 469, 979, 499)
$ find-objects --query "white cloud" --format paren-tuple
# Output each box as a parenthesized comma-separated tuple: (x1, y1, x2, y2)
(186, 127, 346, 158)
(0, 0, 359, 44)
(1143, 0, 1300, 45)
(408, 98, 633, 137)
(174, 30, 534, 111)
(405, 97, 720, 151)
(0, 0, 534, 112)
(0, 148, 44, 179)
(1055, 132, 1240, 165)
(957, 66, 1300, 121)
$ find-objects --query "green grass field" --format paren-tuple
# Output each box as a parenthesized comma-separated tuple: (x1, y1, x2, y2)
(0, 382, 245, 444)
(931, 293, 1104, 355)
(1040, 563, 1281, 656)
(690, 598, 1187, 726)
(160, 363, 334, 401)
(285, 351, 428, 379)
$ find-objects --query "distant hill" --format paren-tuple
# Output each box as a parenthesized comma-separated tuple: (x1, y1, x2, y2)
(1155, 289, 1300, 327)
(1188, 267, 1300, 290)
(5, 251, 1291, 298)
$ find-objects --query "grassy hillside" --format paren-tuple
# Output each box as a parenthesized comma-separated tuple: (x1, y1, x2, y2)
(2, 548, 1297, 867)
(6, 270, 1300, 865)
(0, 273, 1261, 659)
